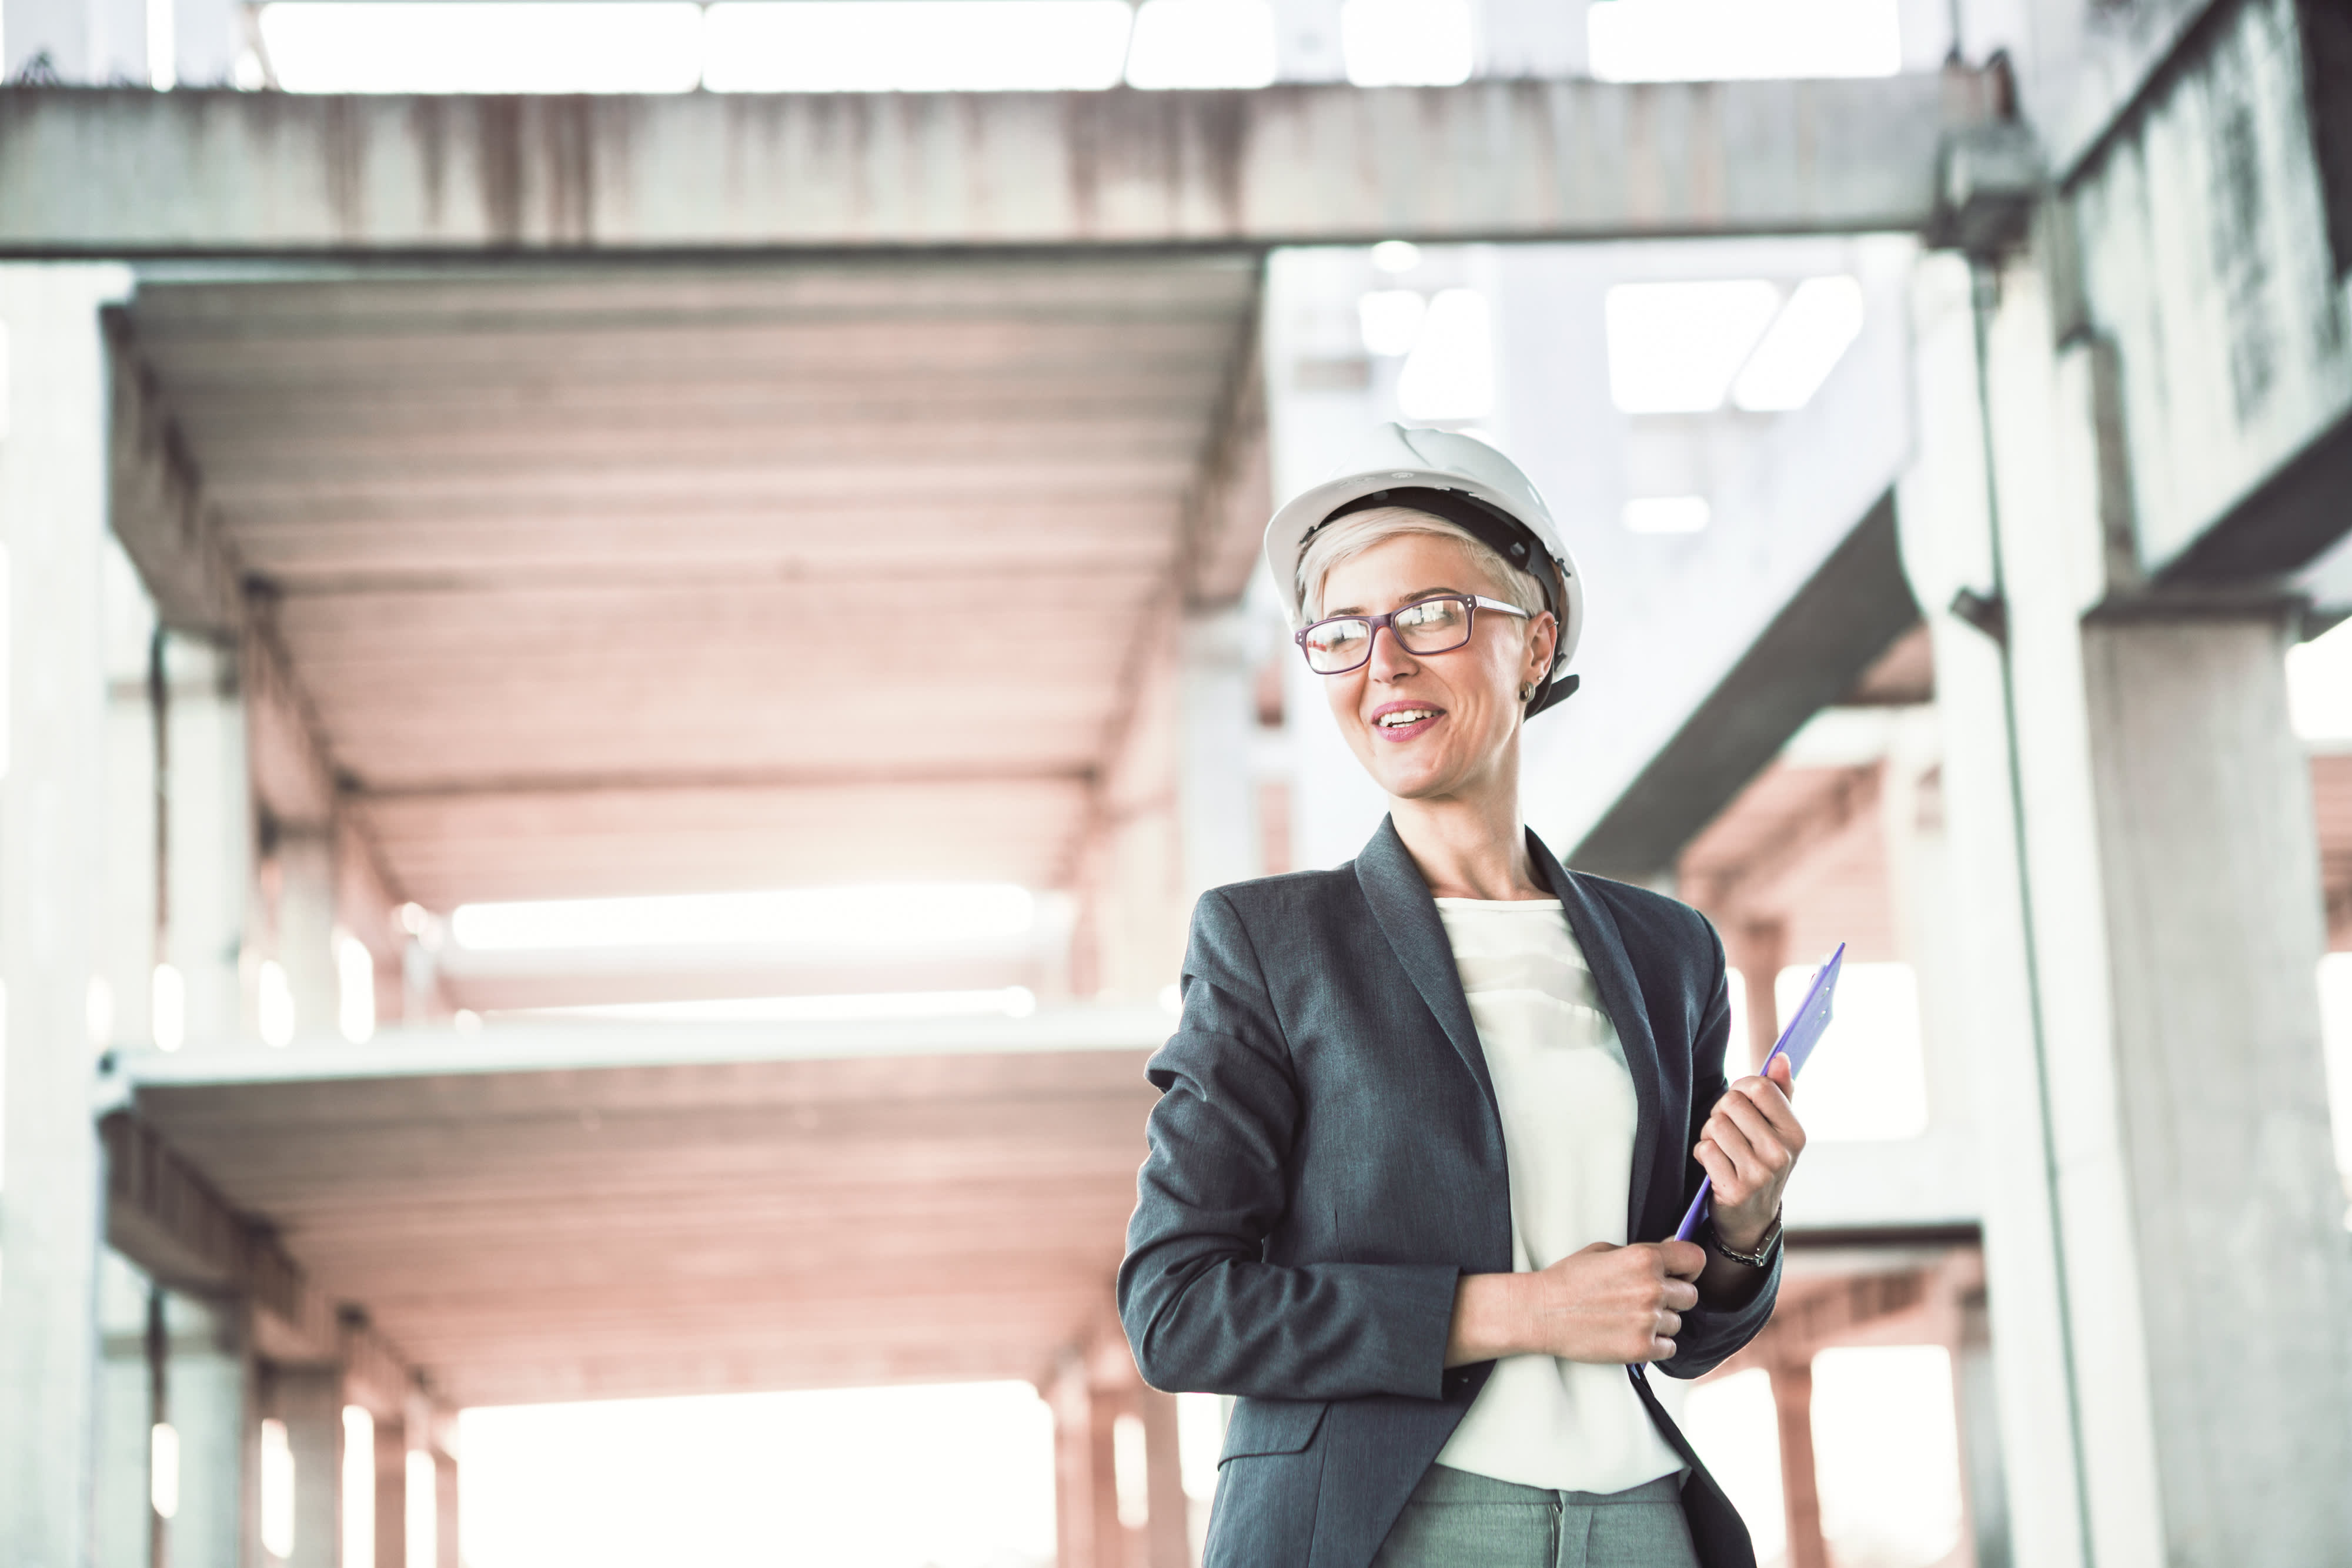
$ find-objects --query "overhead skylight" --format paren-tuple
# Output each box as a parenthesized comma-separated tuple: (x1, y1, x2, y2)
(1732, 275, 1867, 410)
(1125, 0, 1279, 89)
(1371, 240, 1423, 274)
(1396, 287, 1494, 420)
(1340, 0, 1474, 86)
(1605, 280, 1782, 413)
(1623, 496, 1712, 534)
(260, 3, 705, 93)
(1358, 289, 1428, 357)
(704, 1, 1131, 91)
(1588, 0, 1901, 82)
(515, 987, 1039, 1022)
(449, 884, 1036, 951)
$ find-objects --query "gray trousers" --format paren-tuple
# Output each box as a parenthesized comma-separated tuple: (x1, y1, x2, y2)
(1371, 1466, 1701, 1568)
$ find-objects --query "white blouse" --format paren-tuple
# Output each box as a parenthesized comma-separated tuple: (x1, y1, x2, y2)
(1429, 897, 1686, 1494)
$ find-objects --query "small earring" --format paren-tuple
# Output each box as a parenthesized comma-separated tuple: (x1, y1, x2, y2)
(1518, 683, 1535, 703)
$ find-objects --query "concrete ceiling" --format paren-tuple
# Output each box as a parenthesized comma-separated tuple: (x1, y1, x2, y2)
(123, 256, 1262, 908)
(125, 1021, 1164, 1406)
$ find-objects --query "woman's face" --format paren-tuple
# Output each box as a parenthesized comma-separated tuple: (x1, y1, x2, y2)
(1312, 533, 1556, 807)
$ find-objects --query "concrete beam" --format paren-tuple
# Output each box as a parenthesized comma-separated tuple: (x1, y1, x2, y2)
(108, 1005, 1174, 1087)
(1569, 493, 1920, 880)
(99, 1113, 422, 1419)
(0, 72, 2007, 255)
(2063, 0, 2352, 584)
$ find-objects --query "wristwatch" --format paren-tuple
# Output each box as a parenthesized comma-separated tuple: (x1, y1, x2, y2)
(1709, 1206, 1784, 1268)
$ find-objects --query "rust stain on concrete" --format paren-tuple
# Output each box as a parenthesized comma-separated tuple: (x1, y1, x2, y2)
(319, 96, 366, 243)
(475, 96, 525, 246)
(1690, 82, 1723, 225)
(406, 96, 451, 235)
(540, 96, 598, 245)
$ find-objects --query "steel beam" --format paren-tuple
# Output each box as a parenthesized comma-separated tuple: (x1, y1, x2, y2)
(0, 72, 2006, 255)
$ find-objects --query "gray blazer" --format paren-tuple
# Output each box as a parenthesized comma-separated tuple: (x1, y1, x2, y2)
(1118, 818, 1777, 1568)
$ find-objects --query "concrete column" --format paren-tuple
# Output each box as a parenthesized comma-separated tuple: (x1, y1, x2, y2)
(162, 631, 252, 1049)
(168, 1293, 255, 1568)
(2074, 610, 2352, 1560)
(275, 826, 339, 1044)
(0, 260, 132, 1568)
(372, 1412, 406, 1568)
(169, 1295, 256, 1568)
(101, 542, 159, 1054)
(1136, 1388, 1187, 1568)
(430, 1446, 457, 1568)
(1050, 1355, 1102, 1568)
(269, 1367, 344, 1568)
(1723, 918, 1785, 1072)
(1178, 609, 1261, 901)
(1956, 1290, 2012, 1568)
(93, 1256, 155, 1568)
(1896, 252, 2097, 1568)
(1088, 1388, 1125, 1568)
(1769, 1362, 1827, 1568)
(1902, 248, 2352, 1565)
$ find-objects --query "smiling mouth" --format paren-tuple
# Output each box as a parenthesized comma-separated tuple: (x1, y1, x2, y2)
(1375, 707, 1441, 730)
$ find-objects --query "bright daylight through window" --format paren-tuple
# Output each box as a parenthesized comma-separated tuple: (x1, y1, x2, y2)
(1776, 961, 1929, 1141)
(259, 0, 1287, 92)
(1605, 277, 1866, 415)
(1340, 0, 1474, 85)
(1588, 0, 1900, 81)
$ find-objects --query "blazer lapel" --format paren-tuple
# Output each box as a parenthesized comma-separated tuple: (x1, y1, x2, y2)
(1529, 831, 1665, 1243)
(1353, 816, 1499, 1116)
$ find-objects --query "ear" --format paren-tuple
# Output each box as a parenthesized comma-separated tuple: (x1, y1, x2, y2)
(1526, 610, 1559, 679)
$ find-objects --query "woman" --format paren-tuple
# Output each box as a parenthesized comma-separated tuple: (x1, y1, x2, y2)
(1117, 425, 1806, 1568)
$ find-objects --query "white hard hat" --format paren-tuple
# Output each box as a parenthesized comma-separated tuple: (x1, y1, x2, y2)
(1263, 424, 1585, 716)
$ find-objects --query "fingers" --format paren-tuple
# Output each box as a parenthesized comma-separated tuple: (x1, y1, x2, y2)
(1648, 1334, 1678, 1362)
(1728, 1070, 1808, 1152)
(1658, 1239, 1707, 1281)
(1662, 1278, 1699, 1313)
(1696, 1122, 1768, 1201)
(1709, 1094, 1789, 1186)
(1766, 1055, 1797, 1100)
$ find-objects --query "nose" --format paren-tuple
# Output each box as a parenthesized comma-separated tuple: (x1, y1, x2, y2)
(1365, 620, 1421, 683)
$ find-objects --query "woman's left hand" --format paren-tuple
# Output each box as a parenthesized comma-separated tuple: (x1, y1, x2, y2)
(1694, 1055, 1805, 1252)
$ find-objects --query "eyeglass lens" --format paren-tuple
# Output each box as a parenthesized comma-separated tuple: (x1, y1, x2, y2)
(1301, 597, 1474, 673)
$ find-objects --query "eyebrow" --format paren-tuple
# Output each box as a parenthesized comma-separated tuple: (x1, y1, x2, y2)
(1322, 587, 1471, 618)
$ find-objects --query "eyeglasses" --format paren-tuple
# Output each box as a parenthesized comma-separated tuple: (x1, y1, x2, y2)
(1295, 594, 1531, 675)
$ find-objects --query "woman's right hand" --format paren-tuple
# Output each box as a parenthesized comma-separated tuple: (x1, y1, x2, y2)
(1444, 1241, 1707, 1368)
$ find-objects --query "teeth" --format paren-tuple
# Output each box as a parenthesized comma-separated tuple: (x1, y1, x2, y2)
(1378, 708, 1437, 727)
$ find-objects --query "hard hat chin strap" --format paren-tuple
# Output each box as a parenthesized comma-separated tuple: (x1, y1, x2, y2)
(1525, 672, 1581, 718)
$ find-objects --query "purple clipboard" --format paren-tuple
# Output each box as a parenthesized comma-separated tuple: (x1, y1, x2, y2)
(1673, 942, 1845, 1243)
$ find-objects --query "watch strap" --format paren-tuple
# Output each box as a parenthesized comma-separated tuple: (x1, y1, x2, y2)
(1710, 1206, 1784, 1268)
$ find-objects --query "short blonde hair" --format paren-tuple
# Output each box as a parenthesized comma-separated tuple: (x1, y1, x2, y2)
(1297, 506, 1548, 624)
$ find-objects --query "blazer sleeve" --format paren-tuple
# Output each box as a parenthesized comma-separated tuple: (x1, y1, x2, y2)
(1117, 888, 1461, 1402)
(1655, 914, 1781, 1379)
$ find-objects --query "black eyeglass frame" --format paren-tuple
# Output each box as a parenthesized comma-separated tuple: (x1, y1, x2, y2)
(1294, 594, 1534, 676)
